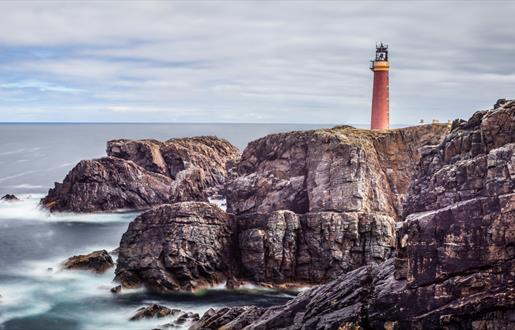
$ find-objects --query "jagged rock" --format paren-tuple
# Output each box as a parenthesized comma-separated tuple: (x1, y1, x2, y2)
(112, 126, 448, 291)
(227, 124, 449, 218)
(129, 304, 181, 321)
(404, 101, 514, 215)
(237, 210, 395, 284)
(190, 101, 515, 329)
(62, 250, 114, 273)
(110, 285, 121, 294)
(0, 194, 19, 202)
(115, 202, 236, 292)
(106, 139, 168, 175)
(175, 312, 200, 324)
(42, 136, 239, 212)
(169, 167, 209, 203)
(218, 125, 446, 285)
(107, 136, 240, 189)
(41, 157, 173, 212)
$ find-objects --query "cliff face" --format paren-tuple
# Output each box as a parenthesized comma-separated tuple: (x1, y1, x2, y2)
(227, 124, 449, 217)
(41, 136, 239, 212)
(115, 124, 449, 291)
(190, 101, 515, 329)
(237, 211, 395, 284)
(227, 124, 449, 284)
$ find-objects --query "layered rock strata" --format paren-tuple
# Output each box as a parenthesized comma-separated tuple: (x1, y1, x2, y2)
(237, 210, 395, 284)
(42, 136, 239, 212)
(190, 101, 515, 329)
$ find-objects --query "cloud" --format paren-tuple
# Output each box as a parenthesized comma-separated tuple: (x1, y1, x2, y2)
(0, 80, 82, 93)
(0, 1, 514, 123)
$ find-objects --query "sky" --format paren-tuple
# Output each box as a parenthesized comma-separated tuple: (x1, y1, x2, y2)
(0, 1, 514, 124)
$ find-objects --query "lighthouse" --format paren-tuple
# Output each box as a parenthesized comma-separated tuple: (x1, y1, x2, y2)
(370, 43, 390, 130)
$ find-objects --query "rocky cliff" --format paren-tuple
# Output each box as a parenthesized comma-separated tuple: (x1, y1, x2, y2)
(41, 136, 239, 212)
(190, 100, 515, 329)
(227, 123, 449, 284)
(115, 124, 450, 291)
(227, 124, 449, 217)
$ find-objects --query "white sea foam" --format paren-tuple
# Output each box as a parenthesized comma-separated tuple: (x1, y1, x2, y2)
(0, 194, 138, 223)
(9, 184, 45, 189)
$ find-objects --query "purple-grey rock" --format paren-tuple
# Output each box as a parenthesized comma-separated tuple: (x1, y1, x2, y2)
(115, 202, 236, 292)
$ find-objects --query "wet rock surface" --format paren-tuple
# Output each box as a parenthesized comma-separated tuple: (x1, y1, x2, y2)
(129, 304, 181, 320)
(42, 136, 239, 212)
(190, 101, 515, 329)
(115, 202, 236, 292)
(62, 249, 114, 273)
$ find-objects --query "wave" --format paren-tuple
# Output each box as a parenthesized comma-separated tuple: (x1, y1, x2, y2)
(8, 184, 45, 189)
(0, 147, 41, 157)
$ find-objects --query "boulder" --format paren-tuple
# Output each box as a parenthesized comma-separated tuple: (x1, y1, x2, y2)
(190, 101, 515, 329)
(129, 304, 181, 321)
(175, 312, 200, 324)
(41, 157, 173, 212)
(62, 250, 114, 273)
(0, 194, 19, 202)
(110, 285, 121, 294)
(115, 202, 236, 292)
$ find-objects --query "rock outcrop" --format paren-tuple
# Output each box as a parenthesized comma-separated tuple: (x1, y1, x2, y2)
(226, 124, 449, 217)
(41, 157, 173, 212)
(62, 250, 114, 273)
(115, 202, 237, 292)
(129, 304, 181, 321)
(189, 101, 515, 329)
(0, 194, 19, 202)
(114, 125, 449, 292)
(42, 136, 239, 212)
(226, 124, 448, 284)
(107, 136, 240, 190)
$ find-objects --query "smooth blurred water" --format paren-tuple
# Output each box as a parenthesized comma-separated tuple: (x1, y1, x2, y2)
(0, 124, 332, 330)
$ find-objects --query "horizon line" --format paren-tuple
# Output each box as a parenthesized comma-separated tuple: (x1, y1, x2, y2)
(0, 121, 417, 126)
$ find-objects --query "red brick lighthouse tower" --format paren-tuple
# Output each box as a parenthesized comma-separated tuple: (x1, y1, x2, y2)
(370, 43, 390, 130)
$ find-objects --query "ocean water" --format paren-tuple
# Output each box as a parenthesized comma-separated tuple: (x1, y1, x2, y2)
(0, 123, 333, 330)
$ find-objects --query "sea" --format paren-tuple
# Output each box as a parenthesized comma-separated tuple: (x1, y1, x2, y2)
(0, 123, 342, 330)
